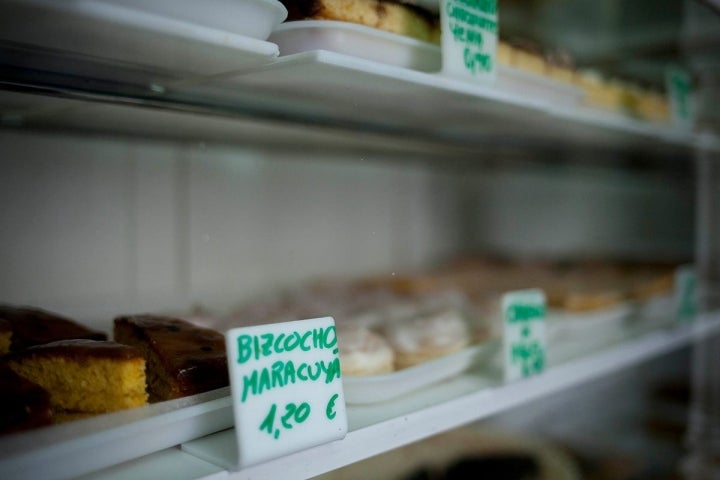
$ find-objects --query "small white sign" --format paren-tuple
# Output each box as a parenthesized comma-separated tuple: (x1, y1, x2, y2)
(502, 289, 547, 382)
(666, 66, 694, 128)
(225, 317, 348, 469)
(675, 265, 697, 323)
(440, 0, 498, 82)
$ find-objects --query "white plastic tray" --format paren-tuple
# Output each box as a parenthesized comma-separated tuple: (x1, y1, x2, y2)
(269, 21, 582, 107)
(269, 20, 442, 72)
(93, 0, 287, 39)
(342, 342, 499, 404)
(0, 0, 280, 77)
(0, 387, 233, 480)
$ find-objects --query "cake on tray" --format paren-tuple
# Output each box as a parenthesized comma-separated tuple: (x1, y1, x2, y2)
(114, 315, 229, 402)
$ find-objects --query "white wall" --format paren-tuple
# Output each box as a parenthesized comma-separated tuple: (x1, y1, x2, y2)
(0, 130, 694, 330)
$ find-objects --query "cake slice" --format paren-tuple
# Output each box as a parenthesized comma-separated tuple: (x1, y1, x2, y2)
(0, 319, 11, 355)
(7, 339, 148, 414)
(280, 0, 440, 43)
(114, 315, 228, 402)
(0, 304, 106, 352)
(0, 362, 53, 433)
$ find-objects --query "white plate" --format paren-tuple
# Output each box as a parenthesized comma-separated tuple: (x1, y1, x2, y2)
(0, 0, 279, 77)
(269, 20, 442, 72)
(342, 342, 499, 404)
(0, 387, 233, 480)
(92, 0, 287, 39)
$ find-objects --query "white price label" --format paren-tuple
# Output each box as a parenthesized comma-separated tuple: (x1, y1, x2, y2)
(675, 265, 697, 323)
(440, 0, 498, 82)
(502, 289, 547, 382)
(225, 317, 347, 469)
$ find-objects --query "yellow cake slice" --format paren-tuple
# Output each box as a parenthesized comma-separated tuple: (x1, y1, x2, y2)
(8, 339, 148, 414)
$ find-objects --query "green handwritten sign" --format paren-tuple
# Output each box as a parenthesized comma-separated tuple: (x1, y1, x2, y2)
(440, 0, 498, 82)
(675, 265, 697, 323)
(666, 66, 694, 128)
(226, 317, 347, 468)
(502, 289, 547, 382)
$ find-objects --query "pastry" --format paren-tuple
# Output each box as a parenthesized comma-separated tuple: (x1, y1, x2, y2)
(0, 319, 11, 355)
(7, 339, 147, 414)
(0, 362, 53, 434)
(0, 304, 106, 352)
(114, 315, 228, 402)
(336, 324, 394, 376)
(385, 308, 470, 369)
(279, 0, 440, 43)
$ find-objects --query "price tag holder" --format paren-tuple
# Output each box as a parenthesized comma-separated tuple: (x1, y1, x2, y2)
(225, 317, 348, 469)
(440, 0, 498, 82)
(675, 265, 697, 323)
(502, 289, 547, 382)
(666, 66, 694, 129)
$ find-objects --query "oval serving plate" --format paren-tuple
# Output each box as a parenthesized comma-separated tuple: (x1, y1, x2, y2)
(342, 341, 499, 404)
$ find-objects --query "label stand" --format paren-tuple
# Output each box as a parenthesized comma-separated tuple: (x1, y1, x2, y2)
(666, 66, 694, 129)
(502, 289, 547, 383)
(220, 317, 348, 470)
(438, 0, 498, 83)
(675, 265, 697, 323)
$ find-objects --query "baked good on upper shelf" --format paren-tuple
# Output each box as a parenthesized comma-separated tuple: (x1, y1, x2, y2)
(384, 307, 470, 369)
(0, 319, 11, 355)
(278, 0, 440, 43)
(6, 339, 147, 415)
(636, 90, 670, 123)
(336, 324, 395, 376)
(113, 315, 228, 402)
(0, 304, 106, 352)
(0, 362, 53, 434)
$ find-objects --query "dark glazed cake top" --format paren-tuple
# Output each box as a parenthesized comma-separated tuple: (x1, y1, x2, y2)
(11, 339, 143, 361)
(114, 315, 228, 394)
(0, 305, 107, 352)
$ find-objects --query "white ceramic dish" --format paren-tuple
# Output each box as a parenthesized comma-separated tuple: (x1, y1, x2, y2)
(342, 342, 499, 404)
(0, 387, 232, 480)
(0, 0, 279, 76)
(497, 66, 585, 109)
(93, 0, 288, 39)
(546, 304, 634, 365)
(632, 293, 676, 330)
(269, 20, 442, 72)
(547, 303, 633, 343)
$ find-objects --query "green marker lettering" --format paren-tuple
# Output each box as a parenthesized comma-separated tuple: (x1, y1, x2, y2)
(326, 394, 339, 420)
(300, 330, 312, 351)
(274, 333, 286, 353)
(271, 360, 285, 388)
(242, 369, 258, 402)
(237, 335, 253, 364)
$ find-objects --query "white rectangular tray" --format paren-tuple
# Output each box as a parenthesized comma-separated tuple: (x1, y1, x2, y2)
(0, 387, 233, 480)
(0, 0, 280, 77)
(270, 20, 442, 72)
(268, 21, 583, 107)
(93, 0, 287, 40)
